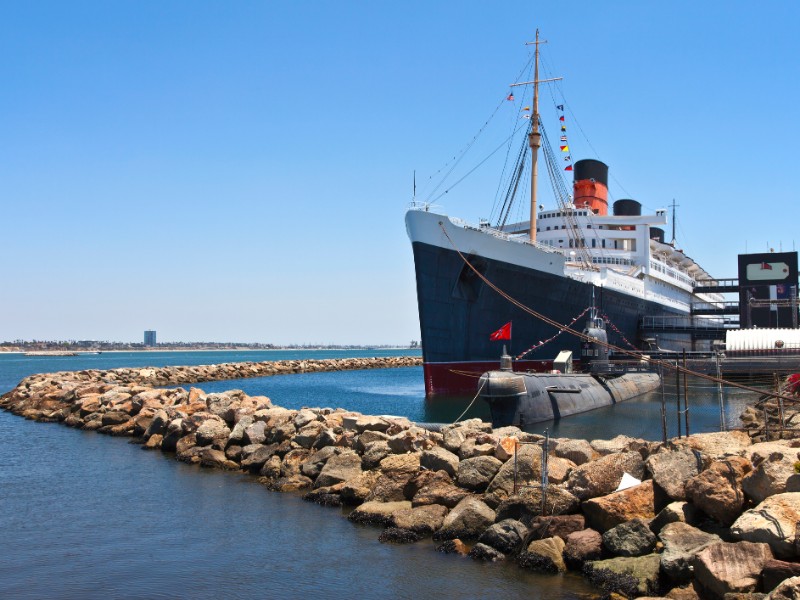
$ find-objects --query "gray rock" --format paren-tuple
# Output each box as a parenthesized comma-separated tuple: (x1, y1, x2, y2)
(730, 492, 800, 559)
(420, 446, 460, 477)
(584, 554, 662, 597)
(468, 542, 506, 562)
(435, 496, 496, 541)
(456, 455, 503, 492)
(195, 417, 230, 447)
(361, 440, 392, 470)
(243, 420, 268, 445)
(646, 447, 704, 500)
(485, 443, 543, 500)
(315, 452, 363, 488)
(478, 519, 528, 555)
(226, 415, 254, 446)
(602, 518, 656, 557)
(650, 501, 702, 534)
(300, 446, 340, 480)
(659, 522, 721, 584)
(292, 421, 326, 449)
(554, 438, 595, 465)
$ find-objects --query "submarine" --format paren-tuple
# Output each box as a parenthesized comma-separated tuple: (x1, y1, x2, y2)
(478, 313, 660, 428)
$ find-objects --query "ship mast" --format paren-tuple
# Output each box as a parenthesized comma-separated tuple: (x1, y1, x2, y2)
(528, 30, 542, 244)
(511, 30, 561, 244)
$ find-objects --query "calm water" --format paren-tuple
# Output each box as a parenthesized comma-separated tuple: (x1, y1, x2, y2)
(0, 350, 601, 599)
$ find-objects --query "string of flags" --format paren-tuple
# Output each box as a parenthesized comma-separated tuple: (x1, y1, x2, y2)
(598, 312, 639, 350)
(557, 104, 573, 172)
(506, 93, 573, 171)
(514, 306, 591, 360)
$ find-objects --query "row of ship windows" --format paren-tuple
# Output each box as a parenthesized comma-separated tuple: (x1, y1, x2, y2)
(538, 224, 598, 231)
(540, 211, 590, 218)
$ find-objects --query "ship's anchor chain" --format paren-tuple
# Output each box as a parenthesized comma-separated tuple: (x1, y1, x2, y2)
(515, 306, 591, 360)
(598, 311, 639, 350)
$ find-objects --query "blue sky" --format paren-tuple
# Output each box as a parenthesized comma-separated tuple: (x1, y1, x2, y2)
(1, 2, 798, 344)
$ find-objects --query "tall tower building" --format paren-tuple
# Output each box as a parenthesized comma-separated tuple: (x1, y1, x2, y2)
(144, 330, 157, 347)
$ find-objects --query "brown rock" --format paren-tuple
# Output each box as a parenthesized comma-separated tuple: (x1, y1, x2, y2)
(565, 451, 646, 501)
(762, 559, 800, 593)
(685, 456, 752, 526)
(526, 514, 585, 542)
(582, 480, 656, 533)
(564, 528, 603, 567)
(691, 541, 774, 598)
(518, 536, 566, 572)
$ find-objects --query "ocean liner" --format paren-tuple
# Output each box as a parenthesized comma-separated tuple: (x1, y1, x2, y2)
(406, 31, 724, 395)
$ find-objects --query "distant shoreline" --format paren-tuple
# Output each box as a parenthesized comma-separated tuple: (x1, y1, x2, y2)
(1, 347, 420, 355)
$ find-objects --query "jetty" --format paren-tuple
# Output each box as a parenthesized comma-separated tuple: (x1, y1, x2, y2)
(2, 357, 799, 599)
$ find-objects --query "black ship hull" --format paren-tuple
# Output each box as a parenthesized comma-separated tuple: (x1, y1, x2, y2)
(411, 240, 693, 395)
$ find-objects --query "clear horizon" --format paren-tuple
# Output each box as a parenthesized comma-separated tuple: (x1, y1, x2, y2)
(2, 2, 799, 344)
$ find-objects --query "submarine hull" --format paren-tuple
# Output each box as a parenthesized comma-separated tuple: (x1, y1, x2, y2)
(478, 370, 660, 428)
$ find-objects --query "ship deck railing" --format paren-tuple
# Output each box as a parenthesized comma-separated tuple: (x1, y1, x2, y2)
(449, 217, 565, 255)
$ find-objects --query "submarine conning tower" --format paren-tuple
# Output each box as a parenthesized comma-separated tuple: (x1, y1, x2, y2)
(573, 159, 609, 216)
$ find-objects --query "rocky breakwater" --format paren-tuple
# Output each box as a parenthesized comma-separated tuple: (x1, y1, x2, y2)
(2, 366, 800, 599)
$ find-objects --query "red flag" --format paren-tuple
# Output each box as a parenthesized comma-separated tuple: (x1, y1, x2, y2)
(761, 262, 773, 270)
(490, 322, 512, 341)
(564, 165, 573, 171)
(506, 92, 514, 101)
(559, 115, 565, 122)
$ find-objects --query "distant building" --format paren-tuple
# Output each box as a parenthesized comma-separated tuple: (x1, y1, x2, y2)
(144, 330, 157, 347)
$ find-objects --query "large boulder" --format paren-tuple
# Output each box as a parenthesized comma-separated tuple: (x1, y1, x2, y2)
(494, 486, 580, 523)
(348, 500, 412, 526)
(742, 443, 800, 504)
(646, 447, 704, 501)
(649, 501, 701, 535)
(691, 541, 773, 598)
(564, 528, 603, 568)
(410, 471, 470, 509)
(195, 416, 230, 447)
(584, 554, 662, 598)
(590, 435, 647, 457)
(367, 453, 422, 502)
(659, 522, 721, 584)
(671, 430, 752, 460)
(602, 518, 657, 557)
(478, 519, 528, 555)
(526, 514, 585, 542)
(389, 504, 448, 534)
(435, 496, 496, 541)
(518, 536, 566, 572)
(300, 446, 340, 480)
(730, 492, 800, 559)
(315, 451, 363, 489)
(361, 440, 392, 470)
(554, 438, 596, 465)
(485, 443, 542, 500)
(420, 446, 460, 477)
(582, 480, 656, 532)
(685, 456, 752, 526)
(565, 451, 646, 501)
(339, 471, 381, 506)
(456, 456, 503, 492)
